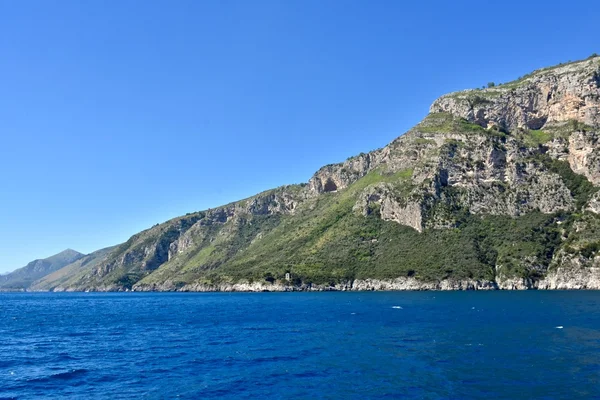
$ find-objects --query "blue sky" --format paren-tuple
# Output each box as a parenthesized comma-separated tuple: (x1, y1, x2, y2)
(1, 0, 599, 272)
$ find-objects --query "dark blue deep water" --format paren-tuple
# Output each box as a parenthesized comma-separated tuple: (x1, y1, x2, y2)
(2, 292, 600, 399)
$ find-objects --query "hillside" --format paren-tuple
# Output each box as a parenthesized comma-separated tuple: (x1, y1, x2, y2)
(29, 246, 117, 291)
(0, 249, 84, 290)
(13, 55, 600, 291)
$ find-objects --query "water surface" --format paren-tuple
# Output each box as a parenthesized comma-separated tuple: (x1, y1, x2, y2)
(1, 291, 600, 399)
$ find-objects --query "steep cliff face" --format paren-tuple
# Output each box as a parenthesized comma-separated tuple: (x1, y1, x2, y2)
(18, 55, 600, 291)
(308, 150, 388, 194)
(430, 59, 600, 131)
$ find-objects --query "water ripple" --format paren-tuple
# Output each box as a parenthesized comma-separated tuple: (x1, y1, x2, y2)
(1, 291, 600, 399)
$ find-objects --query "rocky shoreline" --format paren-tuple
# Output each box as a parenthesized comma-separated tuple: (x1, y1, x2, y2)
(26, 266, 598, 292)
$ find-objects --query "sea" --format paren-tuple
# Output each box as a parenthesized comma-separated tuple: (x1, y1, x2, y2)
(1, 291, 600, 399)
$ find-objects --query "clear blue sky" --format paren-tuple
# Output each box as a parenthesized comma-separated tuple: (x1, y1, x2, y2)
(1, 0, 598, 272)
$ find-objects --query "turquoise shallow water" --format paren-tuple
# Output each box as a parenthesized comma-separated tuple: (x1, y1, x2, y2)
(1, 291, 600, 399)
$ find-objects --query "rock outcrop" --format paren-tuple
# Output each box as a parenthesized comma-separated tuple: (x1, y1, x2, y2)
(567, 130, 600, 184)
(354, 183, 425, 232)
(430, 59, 600, 131)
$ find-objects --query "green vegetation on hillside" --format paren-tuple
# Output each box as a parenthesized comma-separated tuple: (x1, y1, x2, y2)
(199, 201, 567, 285)
(133, 165, 574, 286)
(417, 112, 487, 134)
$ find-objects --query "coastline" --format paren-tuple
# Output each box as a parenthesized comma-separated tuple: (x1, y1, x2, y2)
(10, 267, 597, 292)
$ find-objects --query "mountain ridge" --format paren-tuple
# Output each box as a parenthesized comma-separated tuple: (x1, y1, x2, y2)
(0, 249, 84, 290)
(7, 54, 600, 292)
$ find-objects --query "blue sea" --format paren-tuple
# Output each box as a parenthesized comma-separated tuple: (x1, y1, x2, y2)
(1, 292, 600, 399)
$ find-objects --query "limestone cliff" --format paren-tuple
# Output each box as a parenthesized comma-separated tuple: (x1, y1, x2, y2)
(430, 60, 600, 131)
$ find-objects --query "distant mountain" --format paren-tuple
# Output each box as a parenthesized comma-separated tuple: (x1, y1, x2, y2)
(0, 249, 84, 290)
(29, 246, 116, 291)
(11, 55, 600, 291)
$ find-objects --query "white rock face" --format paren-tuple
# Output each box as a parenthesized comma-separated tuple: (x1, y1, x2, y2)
(353, 183, 425, 232)
(307, 150, 388, 194)
(538, 266, 600, 289)
(585, 192, 600, 214)
(568, 130, 600, 185)
(350, 278, 498, 291)
(430, 58, 600, 131)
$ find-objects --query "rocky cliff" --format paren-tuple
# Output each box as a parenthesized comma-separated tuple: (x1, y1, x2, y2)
(9, 55, 600, 291)
(431, 60, 600, 131)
